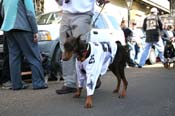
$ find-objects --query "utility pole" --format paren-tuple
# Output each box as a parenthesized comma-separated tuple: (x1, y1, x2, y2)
(170, 0, 175, 25)
(35, 0, 45, 14)
(125, 0, 133, 27)
(170, 0, 175, 16)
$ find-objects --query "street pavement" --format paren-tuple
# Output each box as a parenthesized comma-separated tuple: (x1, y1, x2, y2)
(0, 63, 175, 116)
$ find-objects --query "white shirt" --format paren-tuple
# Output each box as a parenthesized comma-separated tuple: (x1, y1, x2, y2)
(76, 41, 117, 96)
(131, 28, 144, 43)
(62, 0, 96, 13)
(167, 30, 174, 38)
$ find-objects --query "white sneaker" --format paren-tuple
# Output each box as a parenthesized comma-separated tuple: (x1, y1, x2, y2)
(2, 81, 12, 89)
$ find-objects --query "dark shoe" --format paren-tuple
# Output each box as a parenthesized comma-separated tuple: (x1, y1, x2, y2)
(128, 62, 138, 68)
(137, 65, 142, 68)
(95, 78, 101, 89)
(129, 64, 138, 68)
(56, 86, 77, 94)
(33, 84, 48, 90)
(13, 84, 29, 90)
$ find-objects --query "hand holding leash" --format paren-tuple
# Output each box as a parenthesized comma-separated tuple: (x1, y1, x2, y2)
(97, 0, 110, 7)
(92, 0, 109, 27)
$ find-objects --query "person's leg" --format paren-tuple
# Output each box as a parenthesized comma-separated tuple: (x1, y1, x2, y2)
(6, 31, 24, 90)
(135, 42, 144, 64)
(56, 13, 92, 94)
(71, 12, 92, 42)
(56, 13, 77, 94)
(125, 43, 136, 67)
(0, 34, 11, 84)
(139, 42, 152, 67)
(154, 38, 165, 63)
(14, 31, 47, 89)
(128, 42, 136, 64)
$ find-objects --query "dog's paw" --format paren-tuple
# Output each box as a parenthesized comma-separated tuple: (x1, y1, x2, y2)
(118, 95, 125, 99)
(118, 91, 126, 98)
(85, 102, 92, 108)
(73, 92, 81, 98)
(113, 89, 119, 93)
(85, 96, 93, 108)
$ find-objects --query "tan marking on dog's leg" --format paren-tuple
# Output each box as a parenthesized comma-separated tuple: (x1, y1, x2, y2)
(119, 79, 128, 98)
(73, 88, 82, 98)
(113, 78, 121, 93)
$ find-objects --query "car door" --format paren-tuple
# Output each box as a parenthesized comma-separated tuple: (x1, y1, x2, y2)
(90, 12, 110, 42)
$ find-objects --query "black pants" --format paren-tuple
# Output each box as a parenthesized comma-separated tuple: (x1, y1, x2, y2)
(124, 44, 136, 66)
(0, 33, 10, 84)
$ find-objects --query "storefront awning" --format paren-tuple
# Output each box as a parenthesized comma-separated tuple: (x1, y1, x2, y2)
(142, 0, 170, 13)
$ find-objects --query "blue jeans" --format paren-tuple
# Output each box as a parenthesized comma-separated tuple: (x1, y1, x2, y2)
(6, 30, 46, 89)
(139, 38, 165, 66)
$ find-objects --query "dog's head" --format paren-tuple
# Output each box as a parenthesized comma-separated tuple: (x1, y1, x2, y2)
(166, 41, 173, 48)
(62, 33, 89, 62)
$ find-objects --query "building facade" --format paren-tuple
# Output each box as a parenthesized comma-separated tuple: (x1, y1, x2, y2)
(34, 0, 171, 26)
(109, 0, 170, 27)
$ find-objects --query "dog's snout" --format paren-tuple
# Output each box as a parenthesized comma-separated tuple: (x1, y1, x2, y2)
(62, 52, 73, 61)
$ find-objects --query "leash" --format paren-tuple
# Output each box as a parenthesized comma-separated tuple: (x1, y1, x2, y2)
(66, 0, 109, 40)
(92, 3, 106, 27)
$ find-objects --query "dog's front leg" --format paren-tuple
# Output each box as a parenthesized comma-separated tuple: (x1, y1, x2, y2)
(85, 95, 93, 108)
(73, 88, 82, 98)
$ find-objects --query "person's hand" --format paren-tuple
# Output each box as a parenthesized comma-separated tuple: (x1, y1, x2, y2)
(55, 0, 63, 6)
(104, 0, 110, 3)
(97, 0, 110, 6)
(33, 33, 38, 43)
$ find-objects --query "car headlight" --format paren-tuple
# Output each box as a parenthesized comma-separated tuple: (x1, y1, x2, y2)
(38, 30, 52, 41)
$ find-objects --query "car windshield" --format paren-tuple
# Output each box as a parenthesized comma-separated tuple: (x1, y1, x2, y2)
(92, 12, 108, 29)
(107, 15, 120, 30)
(37, 13, 50, 25)
(37, 11, 62, 25)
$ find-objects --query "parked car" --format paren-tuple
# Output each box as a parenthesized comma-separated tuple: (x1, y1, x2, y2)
(0, 31, 31, 78)
(37, 11, 63, 80)
(36, 10, 126, 80)
(0, 31, 4, 71)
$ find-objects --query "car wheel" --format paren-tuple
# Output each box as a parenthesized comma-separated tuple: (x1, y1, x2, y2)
(148, 48, 156, 65)
(50, 45, 63, 81)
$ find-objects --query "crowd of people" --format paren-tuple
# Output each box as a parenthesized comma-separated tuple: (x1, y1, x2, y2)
(121, 7, 175, 68)
(0, 0, 175, 93)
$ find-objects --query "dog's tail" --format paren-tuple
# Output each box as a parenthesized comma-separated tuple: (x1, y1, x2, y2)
(115, 41, 122, 46)
(115, 40, 127, 63)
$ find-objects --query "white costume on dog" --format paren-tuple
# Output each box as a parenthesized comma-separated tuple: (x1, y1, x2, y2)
(76, 41, 117, 96)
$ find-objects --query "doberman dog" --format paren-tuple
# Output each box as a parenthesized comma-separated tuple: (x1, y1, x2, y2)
(62, 34, 128, 108)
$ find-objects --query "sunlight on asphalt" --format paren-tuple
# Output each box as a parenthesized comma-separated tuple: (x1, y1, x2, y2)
(143, 62, 164, 68)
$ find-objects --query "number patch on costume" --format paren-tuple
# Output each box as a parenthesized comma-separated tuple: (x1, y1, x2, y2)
(146, 19, 156, 30)
(100, 42, 111, 53)
(89, 54, 95, 64)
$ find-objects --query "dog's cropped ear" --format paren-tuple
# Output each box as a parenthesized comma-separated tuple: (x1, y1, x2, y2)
(70, 35, 82, 52)
(74, 35, 82, 46)
(76, 35, 82, 42)
(65, 31, 70, 38)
